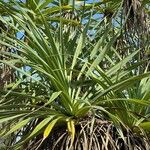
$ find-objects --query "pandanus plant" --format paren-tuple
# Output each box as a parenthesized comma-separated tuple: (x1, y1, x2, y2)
(0, 0, 150, 149)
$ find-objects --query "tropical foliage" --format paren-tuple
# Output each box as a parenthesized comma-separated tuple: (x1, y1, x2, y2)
(0, 0, 150, 149)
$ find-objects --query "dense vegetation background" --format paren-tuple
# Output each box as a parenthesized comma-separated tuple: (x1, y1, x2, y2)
(0, 0, 150, 149)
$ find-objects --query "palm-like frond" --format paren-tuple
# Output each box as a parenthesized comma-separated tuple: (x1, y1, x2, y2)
(0, 0, 150, 149)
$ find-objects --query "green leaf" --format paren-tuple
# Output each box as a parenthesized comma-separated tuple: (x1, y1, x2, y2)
(45, 91, 62, 105)
(75, 106, 91, 116)
(106, 49, 140, 76)
(3, 118, 32, 137)
(0, 114, 24, 124)
(93, 72, 150, 102)
(97, 98, 150, 106)
(139, 122, 150, 131)
(28, 117, 54, 139)
(36, 0, 53, 10)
